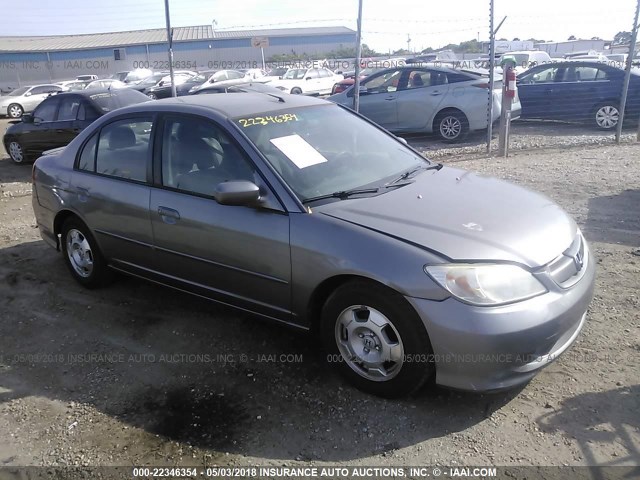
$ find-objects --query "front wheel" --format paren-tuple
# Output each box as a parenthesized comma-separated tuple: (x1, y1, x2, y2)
(434, 110, 468, 142)
(7, 139, 27, 163)
(61, 217, 114, 289)
(7, 103, 23, 118)
(290, 87, 302, 95)
(147, 92, 158, 100)
(321, 280, 435, 398)
(593, 103, 619, 130)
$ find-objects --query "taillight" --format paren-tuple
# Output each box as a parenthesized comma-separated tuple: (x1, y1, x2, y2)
(472, 82, 489, 89)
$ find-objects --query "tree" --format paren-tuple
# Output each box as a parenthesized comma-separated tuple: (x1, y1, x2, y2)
(512, 37, 521, 41)
(568, 35, 576, 40)
(591, 36, 602, 40)
(613, 31, 632, 45)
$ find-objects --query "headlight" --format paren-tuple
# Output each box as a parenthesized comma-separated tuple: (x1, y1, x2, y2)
(424, 263, 547, 306)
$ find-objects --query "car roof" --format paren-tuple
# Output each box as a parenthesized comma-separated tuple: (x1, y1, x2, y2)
(114, 91, 328, 118)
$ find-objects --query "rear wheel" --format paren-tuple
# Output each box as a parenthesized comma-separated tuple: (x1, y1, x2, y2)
(61, 217, 114, 289)
(147, 92, 158, 100)
(7, 103, 23, 118)
(321, 280, 435, 398)
(291, 87, 302, 95)
(434, 110, 468, 142)
(593, 103, 619, 130)
(7, 139, 27, 164)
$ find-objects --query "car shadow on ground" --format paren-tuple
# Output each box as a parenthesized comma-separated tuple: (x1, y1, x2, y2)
(0, 240, 523, 462)
(585, 189, 640, 247)
(0, 155, 33, 184)
(537, 385, 640, 475)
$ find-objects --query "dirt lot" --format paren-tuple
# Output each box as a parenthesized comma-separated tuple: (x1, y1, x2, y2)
(0, 117, 638, 474)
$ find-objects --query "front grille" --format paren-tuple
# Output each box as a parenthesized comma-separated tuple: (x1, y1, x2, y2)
(547, 233, 588, 288)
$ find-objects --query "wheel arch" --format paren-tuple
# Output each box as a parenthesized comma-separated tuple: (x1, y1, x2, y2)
(432, 107, 468, 130)
(307, 274, 411, 333)
(53, 209, 90, 250)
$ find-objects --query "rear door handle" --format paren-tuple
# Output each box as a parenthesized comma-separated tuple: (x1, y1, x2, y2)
(430, 91, 443, 96)
(384, 96, 396, 101)
(158, 206, 180, 224)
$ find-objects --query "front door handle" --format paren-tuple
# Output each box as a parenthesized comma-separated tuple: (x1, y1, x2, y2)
(158, 206, 180, 224)
(430, 91, 442, 96)
(384, 96, 396, 101)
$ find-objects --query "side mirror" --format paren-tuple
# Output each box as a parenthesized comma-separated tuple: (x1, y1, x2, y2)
(158, 81, 165, 86)
(214, 180, 260, 206)
(33, 117, 42, 125)
(24, 91, 32, 97)
(22, 114, 33, 123)
(305, 77, 311, 80)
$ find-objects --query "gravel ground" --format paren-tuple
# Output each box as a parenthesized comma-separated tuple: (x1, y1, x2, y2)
(0, 117, 638, 476)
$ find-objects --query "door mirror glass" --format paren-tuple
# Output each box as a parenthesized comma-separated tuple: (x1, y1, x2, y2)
(214, 180, 260, 206)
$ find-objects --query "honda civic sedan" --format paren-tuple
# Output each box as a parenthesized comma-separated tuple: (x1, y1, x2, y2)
(31, 93, 595, 398)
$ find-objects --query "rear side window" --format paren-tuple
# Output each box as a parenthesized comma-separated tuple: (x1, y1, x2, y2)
(447, 72, 476, 83)
(94, 118, 153, 182)
(58, 97, 81, 121)
(78, 134, 98, 172)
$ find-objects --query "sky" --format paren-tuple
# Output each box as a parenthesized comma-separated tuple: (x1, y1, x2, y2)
(0, 0, 636, 52)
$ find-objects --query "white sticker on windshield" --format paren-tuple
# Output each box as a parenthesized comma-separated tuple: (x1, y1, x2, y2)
(270, 134, 328, 169)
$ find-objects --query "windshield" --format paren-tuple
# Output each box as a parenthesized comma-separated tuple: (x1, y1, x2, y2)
(9, 87, 30, 96)
(283, 69, 307, 80)
(89, 89, 149, 112)
(235, 104, 428, 203)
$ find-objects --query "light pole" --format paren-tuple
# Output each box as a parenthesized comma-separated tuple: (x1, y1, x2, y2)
(353, 0, 364, 112)
(164, 0, 177, 97)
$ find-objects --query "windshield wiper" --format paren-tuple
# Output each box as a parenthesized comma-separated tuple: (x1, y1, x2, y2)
(302, 187, 381, 204)
(387, 163, 443, 185)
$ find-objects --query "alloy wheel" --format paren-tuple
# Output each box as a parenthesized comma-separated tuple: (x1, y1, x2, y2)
(440, 115, 462, 140)
(66, 229, 94, 278)
(8, 104, 22, 118)
(595, 105, 619, 129)
(335, 305, 405, 381)
(8, 141, 24, 163)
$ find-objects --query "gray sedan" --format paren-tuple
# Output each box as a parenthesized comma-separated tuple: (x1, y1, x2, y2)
(0, 84, 65, 118)
(31, 93, 594, 398)
(329, 66, 521, 142)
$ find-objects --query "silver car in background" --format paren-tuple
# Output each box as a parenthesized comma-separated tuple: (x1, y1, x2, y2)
(31, 93, 593, 398)
(329, 65, 521, 142)
(0, 84, 65, 118)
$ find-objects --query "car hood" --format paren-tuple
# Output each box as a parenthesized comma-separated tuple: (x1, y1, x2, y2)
(316, 166, 576, 268)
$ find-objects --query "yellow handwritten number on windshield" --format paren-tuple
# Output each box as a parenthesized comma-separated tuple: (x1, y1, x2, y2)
(238, 113, 299, 127)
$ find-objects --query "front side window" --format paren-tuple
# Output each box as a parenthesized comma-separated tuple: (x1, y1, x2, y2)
(161, 116, 256, 197)
(362, 69, 403, 93)
(33, 98, 60, 122)
(525, 67, 559, 84)
(235, 105, 428, 203)
(95, 118, 153, 181)
(283, 69, 307, 80)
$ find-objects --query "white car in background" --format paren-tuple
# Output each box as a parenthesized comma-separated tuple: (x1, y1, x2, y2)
(270, 67, 343, 95)
(503, 51, 552, 74)
(85, 79, 128, 89)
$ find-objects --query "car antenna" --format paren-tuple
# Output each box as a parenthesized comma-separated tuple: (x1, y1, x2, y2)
(264, 93, 285, 103)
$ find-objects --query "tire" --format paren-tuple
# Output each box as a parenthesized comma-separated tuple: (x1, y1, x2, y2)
(147, 92, 158, 100)
(7, 138, 28, 164)
(61, 217, 114, 289)
(320, 280, 435, 398)
(290, 87, 302, 95)
(593, 103, 619, 130)
(434, 110, 468, 142)
(7, 103, 23, 119)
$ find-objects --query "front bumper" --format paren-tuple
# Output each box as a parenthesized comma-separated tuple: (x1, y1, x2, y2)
(406, 241, 596, 392)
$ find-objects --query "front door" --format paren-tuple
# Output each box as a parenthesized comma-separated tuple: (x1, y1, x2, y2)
(356, 68, 403, 129)
(149, 114, 292, 320)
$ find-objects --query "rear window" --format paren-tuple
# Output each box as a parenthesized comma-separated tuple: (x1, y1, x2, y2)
(89, 89, 149, 112)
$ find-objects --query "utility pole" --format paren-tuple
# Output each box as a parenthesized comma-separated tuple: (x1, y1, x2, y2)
(164, 0, 177, 97)
(407, 34, 411, 54)
(486, 0, 496, 154)
(353, 0, 364, 112)
(616, 0, 640, 143)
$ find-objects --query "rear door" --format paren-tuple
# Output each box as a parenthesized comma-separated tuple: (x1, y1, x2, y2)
(395, 68, 450, 131)
(148, 113, 292, 320)
(70, 116, 155, 271)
